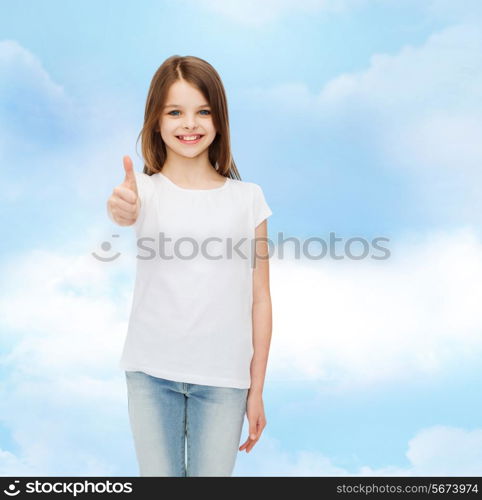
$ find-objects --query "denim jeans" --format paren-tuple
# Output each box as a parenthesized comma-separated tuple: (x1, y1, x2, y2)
(124, 370, 249, 476)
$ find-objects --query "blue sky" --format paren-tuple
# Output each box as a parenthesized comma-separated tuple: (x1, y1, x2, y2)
(1, 0, 482, 476)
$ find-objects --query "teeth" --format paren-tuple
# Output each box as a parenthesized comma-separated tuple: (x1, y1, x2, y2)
(178, 135, 201, 140)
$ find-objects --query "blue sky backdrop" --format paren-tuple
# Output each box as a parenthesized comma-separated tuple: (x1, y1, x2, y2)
(1, 0, 482, 476)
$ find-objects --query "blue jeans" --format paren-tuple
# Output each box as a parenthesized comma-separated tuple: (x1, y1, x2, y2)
(124, 370, 249, 476)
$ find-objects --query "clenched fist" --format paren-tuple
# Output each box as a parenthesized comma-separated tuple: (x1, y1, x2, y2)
(107, 156, 140, 226)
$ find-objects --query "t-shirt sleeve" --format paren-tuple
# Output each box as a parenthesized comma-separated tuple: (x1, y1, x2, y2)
(253, 183, 273, 228)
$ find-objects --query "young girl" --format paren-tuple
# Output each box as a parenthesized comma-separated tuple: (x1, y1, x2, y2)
(107, 55, 273, 477)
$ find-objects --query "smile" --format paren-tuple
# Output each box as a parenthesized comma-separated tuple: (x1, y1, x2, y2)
(176, 135, 204, 144)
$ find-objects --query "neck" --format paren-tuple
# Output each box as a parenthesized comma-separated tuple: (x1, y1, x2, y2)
(162, 153, 220, 184)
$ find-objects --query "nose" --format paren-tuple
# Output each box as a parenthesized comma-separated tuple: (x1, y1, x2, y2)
(183, 114, 199, 130)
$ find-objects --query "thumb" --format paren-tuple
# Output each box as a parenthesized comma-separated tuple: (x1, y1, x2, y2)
(122, 155, 138, 196)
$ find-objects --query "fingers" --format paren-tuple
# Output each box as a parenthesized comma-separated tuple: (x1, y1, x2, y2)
(239, 419, 266, 453)
(238, 434, 258, 453)
(108, 189, 139, 225)
(107, 156, 141, 226)
(115, 213, 137, 226)
(114, 185, 137, 204)
(123, 155, 138, 195)
(239, 428, 262, 453)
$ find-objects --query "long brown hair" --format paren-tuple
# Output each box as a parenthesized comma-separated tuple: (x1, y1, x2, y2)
(135, 55, 241, 180)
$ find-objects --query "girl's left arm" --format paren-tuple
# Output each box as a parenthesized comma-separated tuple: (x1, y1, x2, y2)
(249, 218, 273, 397)
(240, 219, 272, 453)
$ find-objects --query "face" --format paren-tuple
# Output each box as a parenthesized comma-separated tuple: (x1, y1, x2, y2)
(158, 79, 217, 159)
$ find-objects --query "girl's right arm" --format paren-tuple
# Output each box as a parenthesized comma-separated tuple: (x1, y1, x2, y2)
(107, 156, 140, 226)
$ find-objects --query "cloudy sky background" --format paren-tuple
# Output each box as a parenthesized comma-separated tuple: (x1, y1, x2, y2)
(1, 0, 482, 476)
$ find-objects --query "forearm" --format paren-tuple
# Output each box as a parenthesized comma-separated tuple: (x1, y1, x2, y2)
(249, 297, 272, 397)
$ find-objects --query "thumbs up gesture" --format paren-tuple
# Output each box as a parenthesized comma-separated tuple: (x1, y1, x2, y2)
(107, 156, 140, 226)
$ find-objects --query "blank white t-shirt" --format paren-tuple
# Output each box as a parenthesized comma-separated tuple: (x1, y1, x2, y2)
(117, 170, 273, 389)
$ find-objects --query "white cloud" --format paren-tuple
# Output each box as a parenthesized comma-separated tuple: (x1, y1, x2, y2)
(0, 39, 141, 206)
(0, 248, 134, 376)
(0, 40, 71, 200)
(235, 434, 348, 476)
(1, 22, 482, 475)
(245, 22, 482, 222)
(235, 425, 482, 476)
(0, 247, 139, 475)
(362, 425, 482, 476)
(0, 39, 66, 102)
(0, 39, 75, 149)
(0, 226, 481, 473)
(423, 0, 482, 22)
(193, 0, 482, 28)
(268, 225, 482, 391)
(192, 0, 368, 27)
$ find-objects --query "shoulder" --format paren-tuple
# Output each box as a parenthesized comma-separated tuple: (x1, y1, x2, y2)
(228, 178, 263, 195)
(228, 180, 269, 212)
(133, 171, 156, 199)
(133, 171, 155, 183)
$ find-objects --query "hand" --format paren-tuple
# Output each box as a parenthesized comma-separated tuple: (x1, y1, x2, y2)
(107, 156, 140, 226)
(239, 392, 267, 453)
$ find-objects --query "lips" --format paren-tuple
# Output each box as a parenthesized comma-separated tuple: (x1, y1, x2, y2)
(176, 135, 204, 145)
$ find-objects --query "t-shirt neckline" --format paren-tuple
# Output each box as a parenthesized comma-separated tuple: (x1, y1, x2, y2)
(158, 171, 230, 192)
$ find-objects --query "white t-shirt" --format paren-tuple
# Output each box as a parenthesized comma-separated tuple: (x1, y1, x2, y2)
(117, 170, 273, 389)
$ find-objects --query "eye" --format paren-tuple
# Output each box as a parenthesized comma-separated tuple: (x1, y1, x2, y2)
(167, 110, 211, 116)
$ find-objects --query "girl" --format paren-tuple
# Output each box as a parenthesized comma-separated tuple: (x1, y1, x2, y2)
(107, 55, 273, 477)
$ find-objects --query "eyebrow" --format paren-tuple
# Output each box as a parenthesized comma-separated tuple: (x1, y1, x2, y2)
(164, 104, 211, 108)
